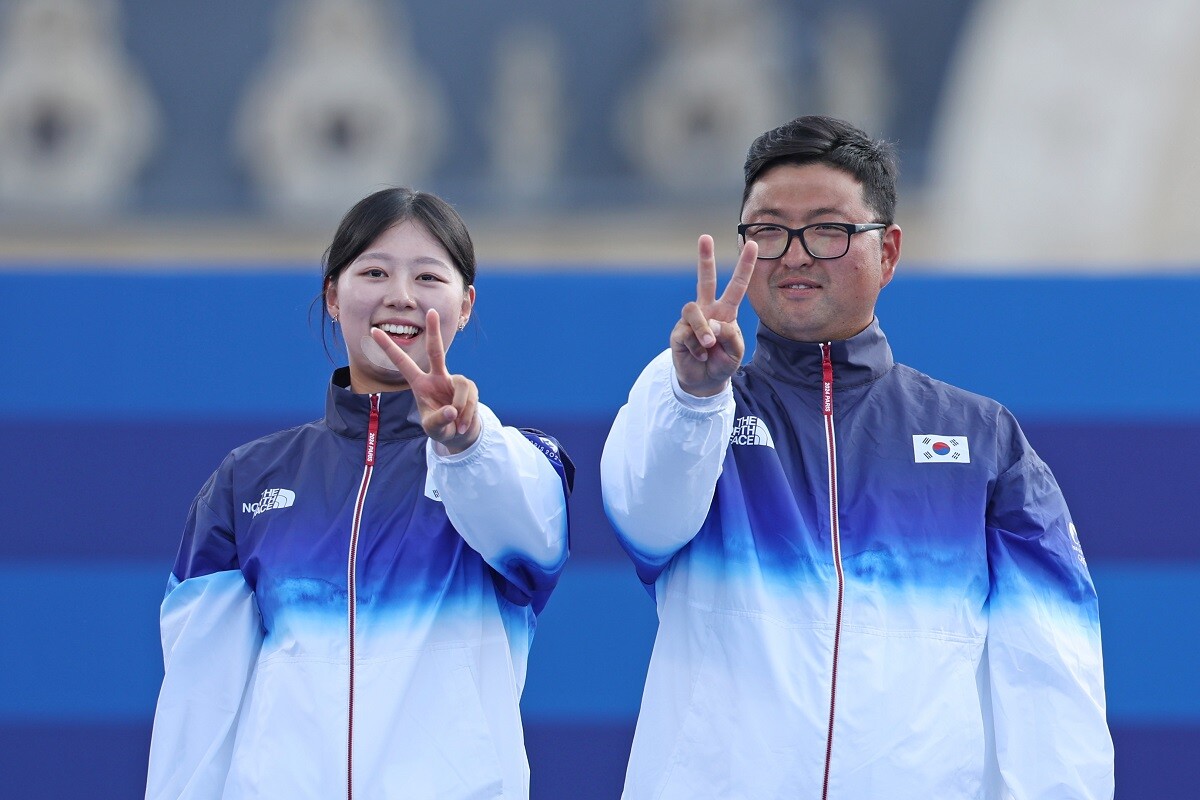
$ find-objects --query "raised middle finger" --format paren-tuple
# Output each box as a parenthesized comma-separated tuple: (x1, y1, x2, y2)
(451, 376, 478, 435)
(423, 308, 449, 376)
(715, 240, 758, 317)
(696, 235, 718, 308)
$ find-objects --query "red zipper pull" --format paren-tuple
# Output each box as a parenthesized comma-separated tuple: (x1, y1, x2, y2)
(821, 343, 834, 418)
(365, 394, 380, 466)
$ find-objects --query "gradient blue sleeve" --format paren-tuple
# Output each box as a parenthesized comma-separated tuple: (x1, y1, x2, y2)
(428, 403, 572, 613)
(145, 465, 264, 800)
(600, 349, 734, 584)
(985, 423, 1115, 798)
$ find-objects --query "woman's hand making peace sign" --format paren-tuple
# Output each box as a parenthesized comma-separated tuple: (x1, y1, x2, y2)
(670, 236, 758, 397)
(370, 308, 481, 453)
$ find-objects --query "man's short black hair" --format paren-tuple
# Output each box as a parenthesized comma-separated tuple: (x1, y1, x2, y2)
(742, 115, 899, 225)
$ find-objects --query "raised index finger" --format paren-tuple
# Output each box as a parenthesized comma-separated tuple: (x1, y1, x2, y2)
(369, 327, 426, 387)
(696, 234, 717, 307)
(714, 239, 758, 317)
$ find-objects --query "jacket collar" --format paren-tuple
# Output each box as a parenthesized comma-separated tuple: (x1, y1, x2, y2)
(324, 367, 427, 441)
(748, 317, 894, 389)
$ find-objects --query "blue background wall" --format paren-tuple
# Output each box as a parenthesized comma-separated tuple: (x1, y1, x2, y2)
(1, 268, 1197, 797)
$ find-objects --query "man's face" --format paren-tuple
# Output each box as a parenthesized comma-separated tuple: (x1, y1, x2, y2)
(740, 162, 901, 343)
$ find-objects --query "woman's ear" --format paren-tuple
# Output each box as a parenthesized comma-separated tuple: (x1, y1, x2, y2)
(459, 285, 476, 327)
(324, 278, 339, 321)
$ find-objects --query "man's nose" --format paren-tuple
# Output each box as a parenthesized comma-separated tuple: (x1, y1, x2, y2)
(780, 232, 812, 267)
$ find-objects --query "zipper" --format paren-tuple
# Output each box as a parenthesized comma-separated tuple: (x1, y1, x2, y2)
(347, 393, 380, 800)
(820, 343, 845, 800)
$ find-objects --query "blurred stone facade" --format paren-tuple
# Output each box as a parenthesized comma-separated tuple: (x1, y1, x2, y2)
(0, 0, 1195, 269)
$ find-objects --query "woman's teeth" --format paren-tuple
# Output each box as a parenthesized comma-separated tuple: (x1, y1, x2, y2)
(377, 323, 419, 337)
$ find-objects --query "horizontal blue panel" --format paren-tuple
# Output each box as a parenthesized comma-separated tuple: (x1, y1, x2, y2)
(0, 563, 166, 722)
(1022, 421, 1200, 561)
(873, 275, 1200, 420)
(1101, 723, 1200, 798)
(521, 563, 658, 720)
(528, 562, 1200, 722)
(526, 721, 636, 799)
(0, 720, 1195, 799)
(2, 418, 1194, 563)
(0, 418, 323, 563)
(0, 723, 153, 800)
(0, 416, 627, 562)
(0, 561, 1194, 724)
(0, 271, 331, 420)
(1094, 563, 1200, 722)
(0, 271, 1197, 420)
(0, 561, 660, 723)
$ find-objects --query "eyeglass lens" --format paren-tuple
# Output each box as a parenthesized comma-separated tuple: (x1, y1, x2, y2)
(743, 225, 849, 259)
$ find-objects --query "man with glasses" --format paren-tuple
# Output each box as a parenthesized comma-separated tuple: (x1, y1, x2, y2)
(601, 115, 1114, 799)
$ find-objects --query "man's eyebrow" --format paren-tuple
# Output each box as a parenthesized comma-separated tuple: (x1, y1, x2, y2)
(746, 206, 785, 220)
(744, 205, 849, 222)
(803, 206, 847, 220)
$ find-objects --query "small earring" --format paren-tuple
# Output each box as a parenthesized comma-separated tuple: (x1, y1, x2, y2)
(332, 315, 339, 324)
(457, 319, 466, 331)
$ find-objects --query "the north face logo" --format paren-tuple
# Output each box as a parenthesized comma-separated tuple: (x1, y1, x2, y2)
(730, 416, 775, 448)
(243, 488, 296, 517)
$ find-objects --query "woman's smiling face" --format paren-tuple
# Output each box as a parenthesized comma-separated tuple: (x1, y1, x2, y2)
(326, 219, 474, 394)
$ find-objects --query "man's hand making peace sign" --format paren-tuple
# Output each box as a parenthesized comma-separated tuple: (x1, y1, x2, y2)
(370, 308, 481, 453)
(670, 236, 758, 397)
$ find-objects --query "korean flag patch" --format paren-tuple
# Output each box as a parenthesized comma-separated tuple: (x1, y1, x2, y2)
(913, 435, 970, 463)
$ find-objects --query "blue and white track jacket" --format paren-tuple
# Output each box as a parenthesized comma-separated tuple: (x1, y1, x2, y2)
(146, 369, 572, 800)
(602, 320, 1113, 800)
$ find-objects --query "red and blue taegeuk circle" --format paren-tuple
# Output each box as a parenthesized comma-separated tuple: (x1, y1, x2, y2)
(932, 441, 951, 456)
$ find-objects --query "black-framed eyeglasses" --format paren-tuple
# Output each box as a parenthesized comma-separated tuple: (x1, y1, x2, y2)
(737, 222, 888, 260)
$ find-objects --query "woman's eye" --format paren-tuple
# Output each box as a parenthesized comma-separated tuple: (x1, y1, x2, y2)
(417, 273, 442, 282)
(364, 268, 386, 278)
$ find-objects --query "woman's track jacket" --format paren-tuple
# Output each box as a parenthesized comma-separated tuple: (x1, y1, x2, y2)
(146, 368, 572, 799)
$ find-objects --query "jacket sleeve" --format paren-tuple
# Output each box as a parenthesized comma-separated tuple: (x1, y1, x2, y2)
(427, 402, 572, 612)
(600, 349, 735, 583)
(984, 418, 1115, 799)
(145, 465, 264, 800)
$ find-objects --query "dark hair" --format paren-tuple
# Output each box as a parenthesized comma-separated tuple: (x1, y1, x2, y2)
(315, 187, 476, 348)
(741, 115, 898, 225)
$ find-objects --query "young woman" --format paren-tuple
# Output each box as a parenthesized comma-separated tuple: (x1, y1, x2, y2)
(145, 188, 572, 799)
